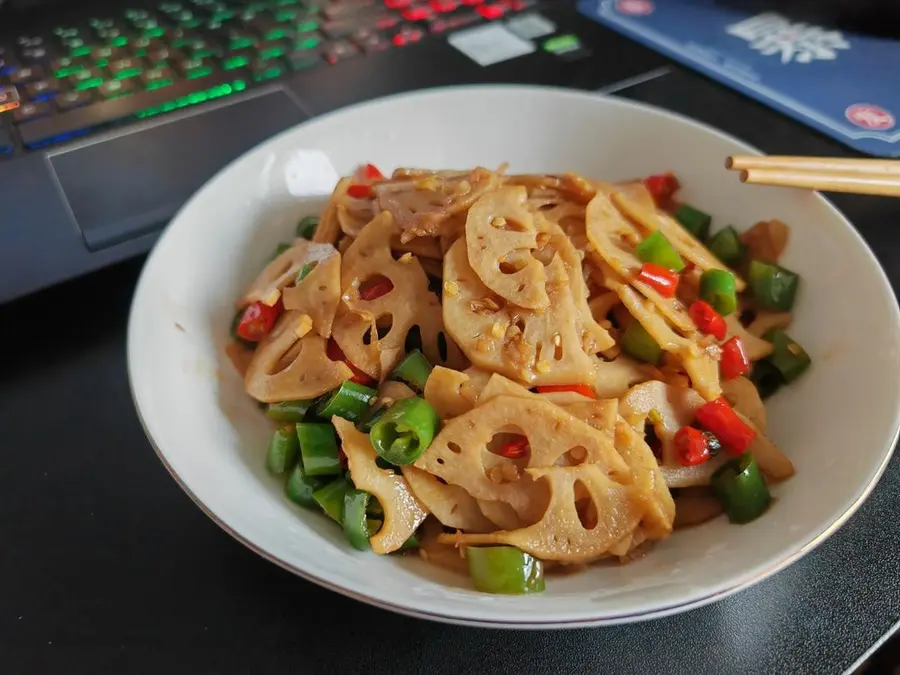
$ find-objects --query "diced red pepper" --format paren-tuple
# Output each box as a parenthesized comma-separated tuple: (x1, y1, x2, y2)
(497, 436, 529, 459)
(637, 262, 680, 298)
(642, 173, 680, 206)
(689, 300, 727, 340)
(536, 384, 597, 399)
(346, 183, 373, 199)
(358, 275, 394, 301)
(235, 299, 282, 342)
(720, 336, 750, 380)
(674, 426, 710, 466)
(695, 397, 756, 455)
(326, 339, 376, 386)
(353, 163, 384, 182)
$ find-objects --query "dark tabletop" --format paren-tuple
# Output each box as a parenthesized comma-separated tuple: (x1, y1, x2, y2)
(2, 45, 900, 675)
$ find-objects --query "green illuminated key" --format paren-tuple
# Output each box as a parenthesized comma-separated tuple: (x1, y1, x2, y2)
(259, 46, 286, 60)
(144, 27, 166, 38)
(296, 20, 319, 34)
(74, 77, 104, 91)
(223, 55, 250, 70)
(264, 28, 289, 41)
(229, 36, 255, 50)
(294, 35, 321, 51)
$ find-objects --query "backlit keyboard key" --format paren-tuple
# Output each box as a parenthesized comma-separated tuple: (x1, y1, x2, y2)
(287, 51, 322, 71)
(323, 39, 359, 64)
(250, 58, 286, 81)
(477, 3, 504, 18)
(98, 78, 136, 99)
(9, 65, 44, 84)
(430, 0, 457, 11)
(25, 80, 60, 100)
(52, 57, 89, 78)
(0, 86, 21, 113)
(140, 67, 175, 90)
(68, 68, 106, 91)
(55, 90, 95, 111)
(174, 56, 215, 79)
(12, 101, 52, 123)
(109, 57, 146, 79)
(402, 6, 432, 20)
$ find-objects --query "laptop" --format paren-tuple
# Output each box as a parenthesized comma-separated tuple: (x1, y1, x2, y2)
(0, 0, 667, 303)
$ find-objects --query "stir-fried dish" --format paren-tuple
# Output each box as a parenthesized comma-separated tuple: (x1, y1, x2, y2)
(228, 164, 811, 595)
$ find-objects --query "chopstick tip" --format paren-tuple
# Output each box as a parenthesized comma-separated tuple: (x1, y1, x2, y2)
(724, 156, 734, 169)
(739, 170, 750, 183)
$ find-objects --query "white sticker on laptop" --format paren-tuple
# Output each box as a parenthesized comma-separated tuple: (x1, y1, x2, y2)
(506, 13, 557, 40)
(448, 24, 535, 67)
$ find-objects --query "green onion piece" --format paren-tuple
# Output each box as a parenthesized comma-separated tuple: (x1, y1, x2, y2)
(707, 226, 744, 267)
(358, 404, 386, 433)
(297, 215, 319, 239)
(674, 204, 712, 240)
(296, 261, 316, 283)
(266, 399, 314, 423)
(369, 396, 440, 466)
(711, 453, 771, 524)
(265, 425, 299, 475)
(285, 461, 321, 508)
(699, 269, 738, 316)
(748, 260, 800, 311)
(763, 328, 811, 383)
(271, 242, 291, 260)
(297, 422, 342, 477)
(312, 477, 351, 522)
(315, 381, 377, 422)
(749, 360, 783, 399)
(621, 320, 662, 365)
(634, 230, 685, 272)
(343, 489, 374, 551)
(466, 546, 545, 595)
(391, 349, 434, 392)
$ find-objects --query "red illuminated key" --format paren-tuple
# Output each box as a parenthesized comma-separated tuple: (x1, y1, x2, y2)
(477, 3, 504, 18)
(430, 0, 457, 11)
(460, 0, 483, 5)
(384, 0, 412, 8)
(402, 5, 431, 20)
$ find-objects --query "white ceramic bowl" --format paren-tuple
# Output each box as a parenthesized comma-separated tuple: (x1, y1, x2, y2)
(128, 85, 900, 628)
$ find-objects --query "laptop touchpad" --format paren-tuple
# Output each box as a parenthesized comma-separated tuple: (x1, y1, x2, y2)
(50, 89, 308, 251)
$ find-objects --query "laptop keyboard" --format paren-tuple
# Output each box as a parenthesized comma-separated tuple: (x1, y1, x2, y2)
(0, 0, 537, 153)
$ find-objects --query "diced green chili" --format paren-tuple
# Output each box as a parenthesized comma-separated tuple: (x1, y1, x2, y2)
(674, 204, 712, 240)
(763, 328, 811, 383)
(343, 489, 375, 551)
(358, 404, 386, 433)
(369, 396, 440, 466)
(266, 425, 299, 475)
(748, 260, 800, 311)
(391, 349, 434, 392)
(749, 360, 783, 399)
(711, 453, 771, 524)
(707, 226, 744, 267)
(699, 269, 738, 316)
(312, 477, 351, 522)
(466, 546, 545, 595)
(297, 422, 342, 477)
(297, 215, 319, 239)
(285, 461, 321, 508)
(315, 381, 377, 422)
(621, 320, 662, 365)
(634, 230, 685, 272)
(266, 399, 314, 423)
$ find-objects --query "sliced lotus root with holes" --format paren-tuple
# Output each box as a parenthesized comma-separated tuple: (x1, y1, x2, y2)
(401, 466, 495, 533)
(438, 464, 643, 564)
(424, 366, 480, 420)
(591, 355, 658, 399)
(584, 190, 694, 332)
(333, 418, 429, 554)
(238, 240, 333, 308)
(476, 499, 524, 530)
(312, 191, 342, 246)
(375, 167, 501, 240)
(613, 420, 675, 538)
(465, 186, 549, 310)
(281, 249, 341, 337)
(414, 394, 630, 521)
(334, 211, 465, 378)
(391, 235, 442, 260)
(443, 238, 595, 386)
(611, 190, 746, 291)
(244, 311, 352, 402)
(724, 314, 773, 362)
(378, 380, 416, 406)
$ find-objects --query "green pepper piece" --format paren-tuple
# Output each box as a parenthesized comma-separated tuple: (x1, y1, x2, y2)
(357, 404, 386, 433)
(749, 360, 783, 399)
(266, 399, 314, 423)
(312, 477, 351, 522)
(315, 381, 377, 422)
(297, 422, 342, 477)
(466, 546, 545, 595)
(748, 260, 800, 311)
(620, 320, 662, 365)
(343, 489, 375, 551)
(634, 230, 685, 272)
(391, 349, 434, 392)
(674, 204, 712, 240)
(369, 396, 440, 466)
(297, 215, 319, 239)
(707, 226, 744, 267)
(699, 269, 738, 316)
(763, 328, 811, 383)
(266, 425, 299, 475)
(285, 461, 321, 508)
(711, 453, 771, 524)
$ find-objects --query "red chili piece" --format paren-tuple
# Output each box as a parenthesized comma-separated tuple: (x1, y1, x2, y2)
(689, 300, 727, 340)
(326, 339, 376, 386)
(674, 426, 710, 466)
(642, 173, 680, 205)
(637, 262, 680, 298)
(720, 336, 750, 380)
(346, 183, 373, 199)
(497, 437, 529, 459)
(535, 384, 597, 399)
(694, 397, 756, 455)
(359, 275, 394, 301)
(235, 300, 282, 342)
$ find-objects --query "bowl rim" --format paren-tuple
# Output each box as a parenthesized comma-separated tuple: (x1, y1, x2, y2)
(127, 83, 900, 628)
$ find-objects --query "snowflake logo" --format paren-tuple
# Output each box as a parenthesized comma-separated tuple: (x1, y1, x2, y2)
(726, 12, 850, 64)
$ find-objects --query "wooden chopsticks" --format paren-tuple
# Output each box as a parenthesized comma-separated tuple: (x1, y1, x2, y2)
(726, 155, 900, 197)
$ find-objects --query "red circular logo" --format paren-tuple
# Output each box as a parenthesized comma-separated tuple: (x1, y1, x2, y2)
(845, 104, 895, 130)
(616, 0, 655, 16)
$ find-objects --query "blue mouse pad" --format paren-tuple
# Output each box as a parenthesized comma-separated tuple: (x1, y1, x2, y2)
(578, 0, 900, 156)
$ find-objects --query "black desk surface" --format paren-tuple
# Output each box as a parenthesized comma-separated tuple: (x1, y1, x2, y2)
(2, 35, 899, 675)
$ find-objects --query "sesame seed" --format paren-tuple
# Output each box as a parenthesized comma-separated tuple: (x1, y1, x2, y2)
(398, 252, 413, 264)
(490, 216, 507, 228)
(443, 280, 459, 296)
(535, 360, 551, 373)
(490, 322, 504, 339)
